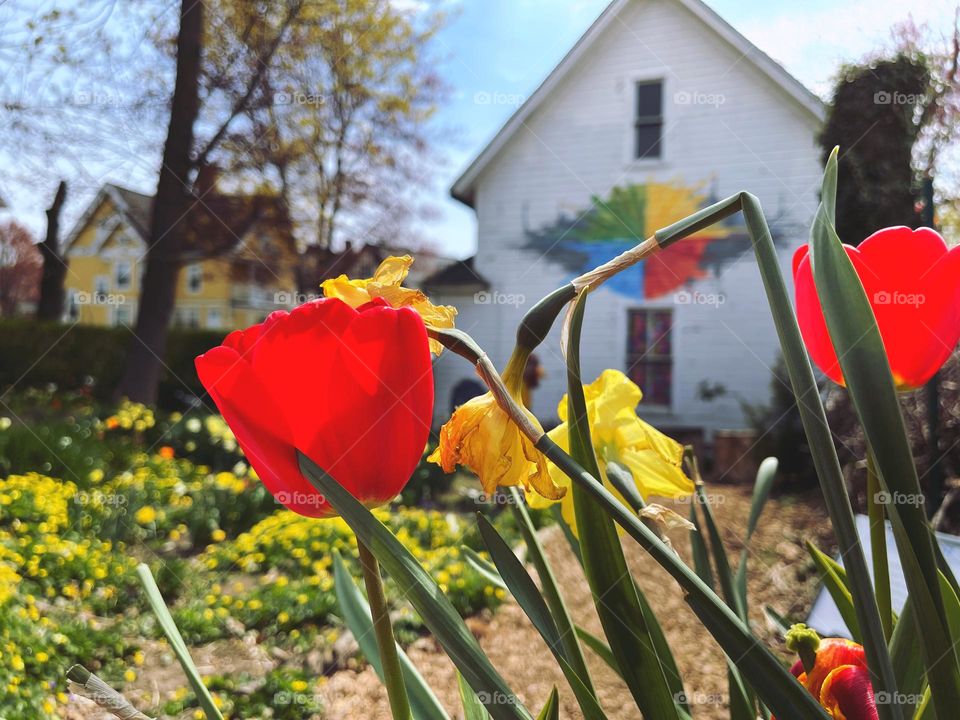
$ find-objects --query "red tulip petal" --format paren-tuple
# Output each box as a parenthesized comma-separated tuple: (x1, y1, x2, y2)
(222, 322, 265, 358)
(853, 227, 957, 388)
(195, 345, 332, 517)
(793, 244, 845, 384)
(304, 302, 433, 505)
(793, 227, 960, 389)
(239, 297, 432, 506)
(803, 638, 867, 699)
(793, 244, 810, 278)
(820, 665, 879, 720)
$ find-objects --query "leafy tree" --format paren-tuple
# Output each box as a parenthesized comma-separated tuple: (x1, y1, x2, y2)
(2, 0, 446, 402)
(819, 55, 928, 244)
(225, 0, 446, 249)
(820, 15, 960, 245)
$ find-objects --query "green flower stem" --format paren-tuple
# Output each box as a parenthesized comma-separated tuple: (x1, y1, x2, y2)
(357, 539, 412, 720)
(867, 449, 893, 640)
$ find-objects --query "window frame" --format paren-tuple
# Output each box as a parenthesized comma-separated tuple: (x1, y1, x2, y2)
(93, 275, 109, 301)
(114, 260, 132, 291)
(633, 79, 664, 160)
(625, 307, 675, 409)
(623, 71, 669, 167)
(186, 263, 203, 294)
(205, 307, 223, 330)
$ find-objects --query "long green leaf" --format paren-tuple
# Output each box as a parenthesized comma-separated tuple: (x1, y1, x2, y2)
(299, 453, 531, 720)
(810, 147, 960, 716)
(689, 478, 757, 720)
(477, 514, 607, 720)
(136, 564, 223, 720)
(458, 671, 491, 720)
(574, 626, 621, 679)
(582, 463, 688, 710)
(462, 546, 508, 590)
(889, 598, 924, 713)
(331, 550, 450, 720)
(694, 482, 744, 620)
(653, 187, 900, 719)
(507, 487, 594, 693)
(535, 688, 560, 720)
(565, 290, 683, 720)
(806, 541, 861, 641)
(688, 503, 715, 590)
(734, 457, 778, 617)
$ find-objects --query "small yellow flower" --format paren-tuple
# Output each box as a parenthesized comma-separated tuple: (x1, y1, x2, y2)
(210, 528, 226, 543)
(528, 369, 694, 534)
(134, 506, 157, 525)
(429, 350, 565, 500)
(123, 669, 136, 683)
(321, 255, 457, 355)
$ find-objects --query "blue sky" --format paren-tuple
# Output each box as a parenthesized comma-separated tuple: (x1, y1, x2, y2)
(428, 0, 958, 257)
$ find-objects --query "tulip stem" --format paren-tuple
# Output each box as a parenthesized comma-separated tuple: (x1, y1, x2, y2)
(357, 539, 412, 720)
(867, 449, 893, 640)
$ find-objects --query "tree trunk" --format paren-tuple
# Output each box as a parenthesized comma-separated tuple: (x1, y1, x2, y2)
(36, 181, 68, 322)
(116, 0, 202, 403)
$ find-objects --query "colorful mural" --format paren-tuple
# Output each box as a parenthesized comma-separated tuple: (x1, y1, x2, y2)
(524, 180, 756, 299)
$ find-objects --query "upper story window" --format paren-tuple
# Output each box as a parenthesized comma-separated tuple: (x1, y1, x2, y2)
(186, 263, 203, 294)
(626, 308, 673, 406)
(634, 80, 663, 160)
(115, 261, 132, 291)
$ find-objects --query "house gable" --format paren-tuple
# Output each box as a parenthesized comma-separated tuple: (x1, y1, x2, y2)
(451, 0, 824, 207)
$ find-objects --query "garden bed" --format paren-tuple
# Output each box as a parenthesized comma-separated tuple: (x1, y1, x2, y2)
(66, 485, 833, 720)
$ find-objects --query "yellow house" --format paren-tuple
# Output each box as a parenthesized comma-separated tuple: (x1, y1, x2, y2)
(63, 184, 300, 330)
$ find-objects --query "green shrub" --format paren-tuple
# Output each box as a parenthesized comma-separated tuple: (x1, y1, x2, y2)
(0, 319, 225, 408)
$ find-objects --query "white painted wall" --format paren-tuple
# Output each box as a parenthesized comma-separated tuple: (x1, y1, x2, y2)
(433, 0, 823, 434)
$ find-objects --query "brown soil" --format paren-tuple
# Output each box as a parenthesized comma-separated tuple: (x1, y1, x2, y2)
(69, 485, 833, 719)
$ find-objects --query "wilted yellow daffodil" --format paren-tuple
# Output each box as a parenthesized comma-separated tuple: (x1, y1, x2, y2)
(429, 350, 566, 501)
(528, 369, 693, 534)
(321, 255, 457, 355)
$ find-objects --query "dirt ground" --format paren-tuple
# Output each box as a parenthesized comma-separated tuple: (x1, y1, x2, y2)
(69, 485, 834, 719)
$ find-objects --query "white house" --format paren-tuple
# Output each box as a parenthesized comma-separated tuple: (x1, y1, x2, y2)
(425, 0, 825, 447)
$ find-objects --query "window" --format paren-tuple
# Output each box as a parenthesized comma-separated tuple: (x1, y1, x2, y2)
(94, 275, 109, 302)
(115, 261, 132, 291)
(626, 308, 673, 405)
(634, 80, 663, 159)
(114, 303, 132, 326)
(186, 263, 203, 294)
(67, 292, 80, 322)
(206, 307, 223, 329)
(176, 307, 201, 328)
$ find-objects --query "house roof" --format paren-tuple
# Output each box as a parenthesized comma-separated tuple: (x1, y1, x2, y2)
(450, 0, 826, 208)
(65, 183, 295, 258)
(421, 256, 490, 293)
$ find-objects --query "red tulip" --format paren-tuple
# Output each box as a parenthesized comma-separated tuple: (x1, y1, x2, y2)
(787, 637, 878, 720)
(195, 297, 434, 518)
(794, 226, 960, 389)
(820, 665, 879, 720)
